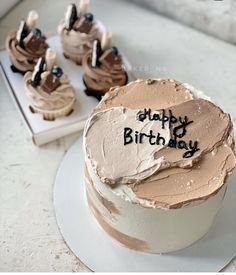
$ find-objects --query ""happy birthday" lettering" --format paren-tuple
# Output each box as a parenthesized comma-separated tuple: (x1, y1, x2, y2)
(123, 108, 200, 158)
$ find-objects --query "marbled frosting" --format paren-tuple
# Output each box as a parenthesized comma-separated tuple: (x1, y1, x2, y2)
(58, 19, 102, 65)
(6, 32, 48, 72)
(82, 49, 128, 95)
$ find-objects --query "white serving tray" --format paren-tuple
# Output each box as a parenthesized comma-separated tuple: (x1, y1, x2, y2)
(53, 137, 236, 272)
(0, 34, 134, 146)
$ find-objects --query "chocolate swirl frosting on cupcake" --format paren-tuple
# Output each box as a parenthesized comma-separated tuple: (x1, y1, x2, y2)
(58, 1, 102, 65)
(82, 38, 128, 100)
(23, 49, 76, 121)
(6, 11, 48, 73)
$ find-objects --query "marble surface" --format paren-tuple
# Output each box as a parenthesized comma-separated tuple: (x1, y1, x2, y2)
(130, 0, 236, 45)
(0, 0, 236, 271)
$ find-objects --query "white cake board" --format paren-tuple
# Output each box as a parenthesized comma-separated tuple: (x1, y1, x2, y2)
(53, 137, 236, 272)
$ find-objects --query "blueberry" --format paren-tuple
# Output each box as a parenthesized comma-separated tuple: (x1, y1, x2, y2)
(31, 27, 42, 37)
(52, 66, 63, 77)
(85, 13, 93, 22)
(110, 46, 119, 55)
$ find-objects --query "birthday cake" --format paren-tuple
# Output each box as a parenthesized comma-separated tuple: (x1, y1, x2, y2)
(83, 79, 236, 253)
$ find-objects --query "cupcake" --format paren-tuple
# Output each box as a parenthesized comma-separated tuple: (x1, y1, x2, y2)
(83, 79, 236, 253)
(23, 49, 76, 121)
(6, 10, 48, 74)
(58, 0, 102, 65)
(82, 33, 128, 100)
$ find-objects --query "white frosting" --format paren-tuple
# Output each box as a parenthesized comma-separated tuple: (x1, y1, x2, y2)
(85, 158, 227, 253)
(183, 83, 212, 101)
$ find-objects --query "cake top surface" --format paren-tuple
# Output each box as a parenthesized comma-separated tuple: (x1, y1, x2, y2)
(84, 79, 236, 209)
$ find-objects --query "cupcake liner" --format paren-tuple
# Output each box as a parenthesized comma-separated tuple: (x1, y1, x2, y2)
(83, 77, 104, 101)
(30, 99, 75, 121)
(82, 72, 129, 101)
(10, 64, 27, 75)
(63, 52, 83, 65)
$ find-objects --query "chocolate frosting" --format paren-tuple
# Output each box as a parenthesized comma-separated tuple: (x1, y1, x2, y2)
(82, 50, 128, 94)
(94, 79, 194, 112)
(24, 71, 75, 111)
(84, 107, 170, 185)
(6, 32, 48, 72)
(154, 98, 232, 169)
(58, 18, 102, 63)
(133, 141, 235, 208)
(84, 79, 236, 208)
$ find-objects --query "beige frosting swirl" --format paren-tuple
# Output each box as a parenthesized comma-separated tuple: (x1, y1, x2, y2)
(82, 51, 128, 94)
(6, 32, 48, 72)
(84, 79, 236, 209)
(23, 72, 76, 111)
(58, 20, 102, 63)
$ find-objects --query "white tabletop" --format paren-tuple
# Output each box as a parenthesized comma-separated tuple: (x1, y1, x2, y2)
(0, 0, 236, 271)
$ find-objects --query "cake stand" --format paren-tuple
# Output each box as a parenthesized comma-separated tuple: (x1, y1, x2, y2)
(53, 137, 236, 272)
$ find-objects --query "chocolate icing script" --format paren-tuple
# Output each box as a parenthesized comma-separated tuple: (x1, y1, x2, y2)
(124, 108, 199, 158)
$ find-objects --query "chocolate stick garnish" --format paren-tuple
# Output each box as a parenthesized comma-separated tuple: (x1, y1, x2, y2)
(91, 39, 102, 67)
(31, 57, 45, 87)
(65, 3, 78, 30)
(16, 20, 28, 47)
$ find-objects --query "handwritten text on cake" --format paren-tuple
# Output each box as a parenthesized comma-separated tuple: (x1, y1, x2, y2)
(123, 108, 200, 158)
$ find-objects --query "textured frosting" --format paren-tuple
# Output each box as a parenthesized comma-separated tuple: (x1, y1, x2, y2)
(94, 79, 194, 112)
(82, 50, 128, 94)
(24, 72, 75, 111)
(84, 79, 236, 208)
(133, 141, 235, 208)
(6, 32, 48, 72)
(153, 98, 232, 169)
(84, 107, 170, 185)
(58, 19, 102, 63)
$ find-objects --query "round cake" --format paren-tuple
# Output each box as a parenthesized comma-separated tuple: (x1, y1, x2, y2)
(83, 79, 236, 253)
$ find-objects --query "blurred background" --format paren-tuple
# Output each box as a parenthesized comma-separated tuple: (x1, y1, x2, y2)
(1, 0, 236, 46)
